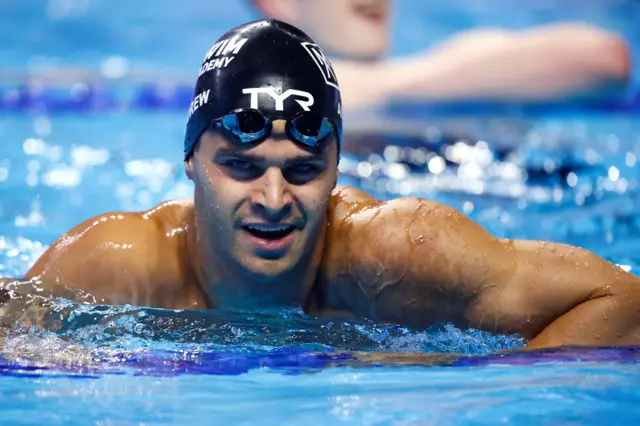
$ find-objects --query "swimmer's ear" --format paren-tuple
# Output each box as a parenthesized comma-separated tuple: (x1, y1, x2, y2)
(184, 158, 196, 181)
(252, 0, 299, 23)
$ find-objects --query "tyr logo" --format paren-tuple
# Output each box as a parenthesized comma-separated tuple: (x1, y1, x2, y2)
(242, 88, 314, 111)
(300, 42, 339, 91)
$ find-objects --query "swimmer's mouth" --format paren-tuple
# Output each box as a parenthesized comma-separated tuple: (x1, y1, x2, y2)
(353, 3, 386, 22)
(243, 224, 296, 240)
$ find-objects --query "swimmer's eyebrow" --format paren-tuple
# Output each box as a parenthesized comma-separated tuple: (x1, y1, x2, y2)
(213, 148, 324, 165)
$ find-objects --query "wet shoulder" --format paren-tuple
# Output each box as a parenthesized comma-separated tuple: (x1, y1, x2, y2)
(321, 186, 381, 279)
(328, 185, 380, 222)
(319, 189, 447, 309)
(327, 186, 440, 227)
(138, 198, 194, 236)
(30, 199, 194, 276)
(60, 198, 192, 246)
(25, 199, 196, 307)
(329, 188, 449, 227)
(124, 198, 195, 266)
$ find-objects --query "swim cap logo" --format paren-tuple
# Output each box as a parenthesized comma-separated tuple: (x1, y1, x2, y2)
(243, 88, 314, 112)
(300, 42, 339, 91)
(199, 36, 248, 76)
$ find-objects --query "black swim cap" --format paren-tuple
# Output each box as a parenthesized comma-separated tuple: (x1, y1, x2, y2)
(184, 18, 342, 160)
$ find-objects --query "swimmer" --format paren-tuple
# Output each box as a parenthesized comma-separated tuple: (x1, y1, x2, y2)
(249, 0, 631, 109)
(8, 19, 640, 350)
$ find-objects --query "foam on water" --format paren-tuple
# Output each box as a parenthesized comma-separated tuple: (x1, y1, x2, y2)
(0, 287, 526, 375)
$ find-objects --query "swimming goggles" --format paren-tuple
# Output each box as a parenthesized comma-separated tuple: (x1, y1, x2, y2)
(208, 108, 337, 147)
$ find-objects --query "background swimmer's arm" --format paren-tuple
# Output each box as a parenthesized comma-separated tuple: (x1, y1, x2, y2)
(329, 196, 640, 348)
(335, 23, 629, 109)
(22, 212, 167, 306)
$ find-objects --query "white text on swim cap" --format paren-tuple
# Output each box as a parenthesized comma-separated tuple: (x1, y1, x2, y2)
(300, 42, 339, 91)
(242, 88, 314, 112)
(199, 57, 235, 76)
(187, 89, 210, 120)
(203, 36, 248, 61)
(199, 36, 248, 76)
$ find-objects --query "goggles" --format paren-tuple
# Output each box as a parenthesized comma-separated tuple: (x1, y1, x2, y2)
(209, 108, 337, 147)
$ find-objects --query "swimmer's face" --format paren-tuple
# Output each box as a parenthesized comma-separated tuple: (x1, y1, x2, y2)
(186, 120, 338, 282)
(255, 0, 390, 60)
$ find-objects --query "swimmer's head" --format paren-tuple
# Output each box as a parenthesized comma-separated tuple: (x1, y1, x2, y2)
(184, 18, 342, 162)
(185, 19, 340, 292)
(250, 0, 390, 60)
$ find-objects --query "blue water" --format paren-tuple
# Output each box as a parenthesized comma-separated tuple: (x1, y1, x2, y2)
(2, 1, 640, 424)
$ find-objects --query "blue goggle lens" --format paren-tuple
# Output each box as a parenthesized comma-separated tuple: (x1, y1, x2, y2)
(213, 110, 334, 147)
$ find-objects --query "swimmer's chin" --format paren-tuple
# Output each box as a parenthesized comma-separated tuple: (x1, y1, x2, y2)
(236, 258, 297, 283)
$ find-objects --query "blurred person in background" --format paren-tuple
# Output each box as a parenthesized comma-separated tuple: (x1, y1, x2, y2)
(249, 0, 631, 110)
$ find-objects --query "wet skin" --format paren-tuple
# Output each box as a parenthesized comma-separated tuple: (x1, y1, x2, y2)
(8, 122, 640, 350)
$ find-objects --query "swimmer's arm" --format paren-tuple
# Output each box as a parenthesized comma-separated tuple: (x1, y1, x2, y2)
(501, 242, 640, 350)
(22, 212, 162, 306)
(334, 197, 640, 348)
(335, 23, 629, 109)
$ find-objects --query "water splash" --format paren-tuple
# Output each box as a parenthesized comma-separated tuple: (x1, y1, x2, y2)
(0, 290, 526, 376)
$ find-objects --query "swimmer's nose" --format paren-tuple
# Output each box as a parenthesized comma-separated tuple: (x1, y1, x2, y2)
(251, 167, 293, 221)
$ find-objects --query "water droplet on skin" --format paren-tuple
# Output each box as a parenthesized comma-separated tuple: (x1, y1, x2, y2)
(502, 239, 515, 251)
(411, 235, 427, 244)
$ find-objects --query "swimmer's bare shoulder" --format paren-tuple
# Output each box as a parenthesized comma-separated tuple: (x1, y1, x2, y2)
(321, 185, 451, 316)
(321, 186, 640, 348)
(321, 189, 505, 325)
(23, 199, 205, 309)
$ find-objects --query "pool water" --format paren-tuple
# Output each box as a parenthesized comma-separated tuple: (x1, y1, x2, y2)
(2, 1, 640, 424)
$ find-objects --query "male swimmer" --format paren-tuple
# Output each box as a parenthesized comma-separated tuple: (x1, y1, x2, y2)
(7, 19, 640, 350)
(249, 0, 631, 109)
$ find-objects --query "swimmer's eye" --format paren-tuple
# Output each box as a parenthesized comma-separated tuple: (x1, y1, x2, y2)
(219, 158, 263, 180)
(288, 163, 316, 174)
(284, 162, 324, 184)
(225, 159, 254, 171)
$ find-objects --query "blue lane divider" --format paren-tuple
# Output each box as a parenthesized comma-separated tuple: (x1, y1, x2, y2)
(1, 83, 119, 112)
(2, 82, 640, 114)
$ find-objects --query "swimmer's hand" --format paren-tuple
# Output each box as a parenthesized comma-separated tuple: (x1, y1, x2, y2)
(0, 279, 64, 332)
(324, 189, 640, 349)
(0, 277, 109, 333)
